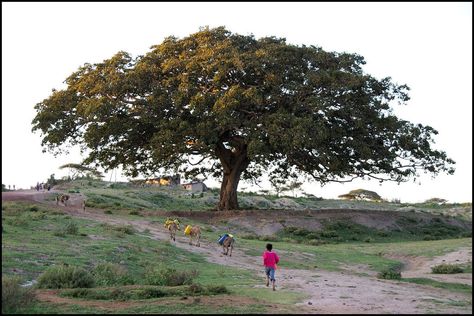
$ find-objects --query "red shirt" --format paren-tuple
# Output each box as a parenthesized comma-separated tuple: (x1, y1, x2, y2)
(262, 250, 280, 269)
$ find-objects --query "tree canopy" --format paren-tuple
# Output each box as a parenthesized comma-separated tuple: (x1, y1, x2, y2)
(32, 26, 455, 210)
(338, 189, 383, 201)
(59, 163, 103, 180)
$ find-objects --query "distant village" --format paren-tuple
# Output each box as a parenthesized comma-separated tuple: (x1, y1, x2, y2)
(130, 174, 208, 193)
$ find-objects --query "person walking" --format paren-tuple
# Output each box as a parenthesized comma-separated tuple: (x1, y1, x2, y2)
(263, 243, 280, 291)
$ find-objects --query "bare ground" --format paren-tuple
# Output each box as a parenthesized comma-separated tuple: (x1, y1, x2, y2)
(2, 190, 472, 314)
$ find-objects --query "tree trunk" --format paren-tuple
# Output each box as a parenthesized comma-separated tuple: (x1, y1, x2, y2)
(216, 140, 249, 211)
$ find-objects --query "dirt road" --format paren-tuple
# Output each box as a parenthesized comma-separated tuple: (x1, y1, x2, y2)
(3, 190, 472, 314)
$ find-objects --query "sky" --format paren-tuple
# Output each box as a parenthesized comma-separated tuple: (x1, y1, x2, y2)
(2, 2, 472, 203)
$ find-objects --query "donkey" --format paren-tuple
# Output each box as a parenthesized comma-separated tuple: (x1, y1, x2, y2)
(184, 225, 201, 247)
(222, 235, 235, 257)
(56, 194, 70, 206)
(168, 221, 179, 242)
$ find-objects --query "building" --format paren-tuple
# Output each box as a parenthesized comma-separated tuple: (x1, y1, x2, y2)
(182, 181, 207, 193)
(145, 174, 181, 186)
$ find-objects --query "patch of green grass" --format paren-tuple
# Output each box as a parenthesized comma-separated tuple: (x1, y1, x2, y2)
(236, 216, 471, 248)
(233, 287, 308, 305)
(60, 284, 229, 300)
(237, 235, 472, 276)
(401, 278, 472, 295)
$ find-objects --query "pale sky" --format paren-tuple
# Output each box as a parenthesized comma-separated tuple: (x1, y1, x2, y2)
(2, 2, 472, 203)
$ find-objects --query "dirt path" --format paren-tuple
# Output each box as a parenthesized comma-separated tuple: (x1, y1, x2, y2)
(395, 249, 472, 285)
(3, 190, 472, 314)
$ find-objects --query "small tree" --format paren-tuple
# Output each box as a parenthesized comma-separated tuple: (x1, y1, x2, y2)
(339, 189, 382, 201)
(59, 163, 103, 180)
(424, 197, 447, 204)
(270, 178, 286, 197)
(46, 174, 58, 186)
(285, 180, 303, 197)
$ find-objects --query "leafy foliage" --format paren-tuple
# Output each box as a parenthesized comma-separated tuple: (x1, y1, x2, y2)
(431, 264, 464, 274)
(377, 267, 402, 280)
(338, 189, 382, 201)
(2, 275, 36, 314)
(59, 163, 103, 180)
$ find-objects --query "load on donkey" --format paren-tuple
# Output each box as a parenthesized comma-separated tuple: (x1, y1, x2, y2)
(164, 218, 180, 242)
(218, 233, 235, 256)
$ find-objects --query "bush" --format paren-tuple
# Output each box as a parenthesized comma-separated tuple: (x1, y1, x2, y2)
(109, 288, 131, 301)
(377, 267, 401, 280)
(241, 233, 259, 240)
(431, 264, 464, 274)
(145, 267, 198, 286)
(187, 283, 205, 295)
(305, 239, 326, 246)
(2, 275, 35, 314)
(259, 235, 278, 241)
(64, 221, 79, 235)
(206, 285, 229, 294)
(114, 225, 135, 235)
(320, 230, 338, 238)
(53, 230, 66, 237)
(92, 262, 133, 286)
(136, 287, 166, 299)
(54, 221, 79, 237)
(37, 264, 95, 289)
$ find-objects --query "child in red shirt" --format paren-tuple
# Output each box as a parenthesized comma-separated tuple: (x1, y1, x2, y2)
(262, 243, 280, 291)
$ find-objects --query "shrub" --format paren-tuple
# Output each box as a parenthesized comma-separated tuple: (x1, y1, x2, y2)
(206, 285, 229, 294)
(136, 287, 166, 299)
(53, 230, 66, 237)
(114, 225, 135, 235)
(2, 275, 35, 314)
(187, 283, 205, 295)
(431, 264, 464, 274)
(109, 288, 131, 301)
(145, 267, 198, 286)
(37, 264, 95, 289)
(259, 235, 278, 241)
(284, 227, 297, 234)
(92, 262, 133, 286)
(30, 212, 47, 220)
(306, 239, 326, 246)
(377, 267, 401, 280)
(241, 233, 259, 240)
(320, 230, 338, 238)
(64, 221, 79, 235)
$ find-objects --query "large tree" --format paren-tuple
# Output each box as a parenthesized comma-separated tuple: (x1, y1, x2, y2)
(32, 27, 455, 210)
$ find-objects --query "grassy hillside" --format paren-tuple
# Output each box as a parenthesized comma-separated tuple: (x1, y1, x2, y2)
(2, 179, 472, 313)
(57, 179, 472, 220)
